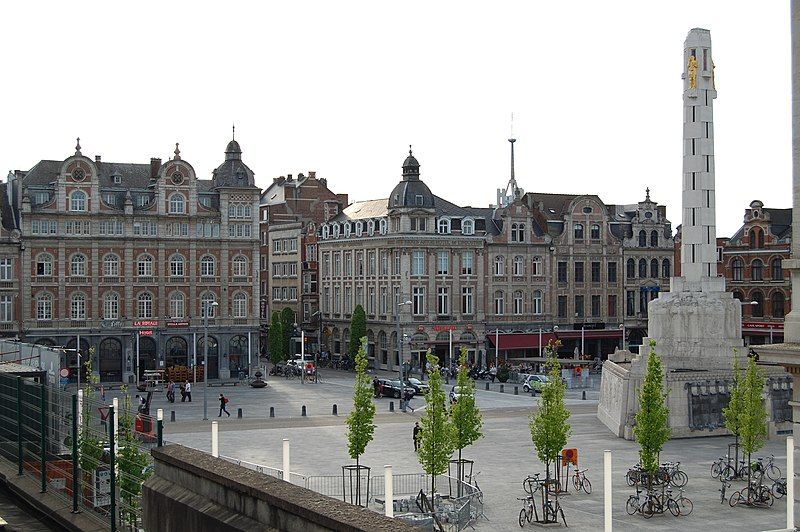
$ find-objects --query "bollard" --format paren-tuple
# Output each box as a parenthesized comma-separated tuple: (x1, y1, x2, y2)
(485, 382, 489, 391)
(301, 405, 307, 417)
(514, 386, 518, 395)
(499, 384, 504, 393)
(604, 450, 612, 531)
(170, 410, 176, 422)
(582, 390, 587, 400)
(237, 408, 242, 419)
(156, 409, 164, 447)
(384, 465, 394, 518)
(269, 406, 275, 418)
(389, 401, 395, 412)
(788, 436, 795, 530)
(211, 421, 219, 458)
(332, 404, 338, 416)
(282, 439, 290, 484)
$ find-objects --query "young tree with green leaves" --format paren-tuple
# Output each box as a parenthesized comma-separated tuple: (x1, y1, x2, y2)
(417, 350, 454, 503)
(116, 386, 152, 526)
(529, 341, 571, 488)
(722, 353, 744, 468)
(268, 311, 283, 366)
(349, 305, 367, 359)
(280, 307, 295, 359)
(739, 354, 767, 487)
(345, 337, 376, 506)
(79, 355, 103, 475)
(634, 341, 670, 480)
(450, 347, 483, 492)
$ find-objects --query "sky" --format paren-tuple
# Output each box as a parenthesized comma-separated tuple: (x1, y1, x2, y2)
(1, 1, 792, 238)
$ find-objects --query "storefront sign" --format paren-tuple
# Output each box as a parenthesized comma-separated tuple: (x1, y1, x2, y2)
(742, 322, 784, 330)
(433, 325, 458, 331)
(166, 321, 190, 328)
(138, 330, 154, 336)
(133, 320, 159, 327)
(100, 320, 123, 329)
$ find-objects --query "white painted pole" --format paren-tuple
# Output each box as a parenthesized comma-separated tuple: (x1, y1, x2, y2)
(192, 331, 197, 384)
(604, 449, 612, 532)
(157, 408, 163, 421)
(495, 328, 499, 367)
(136, 332, 140, 385)
(211, 421, 219, 458)
(449, 329, 453, 366)
(788, 436, 795, 530)
(282, 438, 291, 483)
(77, 389, 83, 429)
(112, 398, 119, 473)
(538, 328, 542, 358)
(384, 465, 394, 518)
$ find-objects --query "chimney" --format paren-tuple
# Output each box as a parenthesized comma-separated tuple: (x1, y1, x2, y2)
(95, 155, 101, 163)
(286, 174, 293, 182)
(150, 158, 161, 179)
(308, 171, 316, 179)
(319, 177, 328, 187)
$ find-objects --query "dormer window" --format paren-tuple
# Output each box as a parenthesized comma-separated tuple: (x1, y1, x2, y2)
(112, 173, 122, 185)
(103, 193, 118, 206)
(355, 222, 363, 236)
(322, 225, 330, 239)
(416, 195, 423, 205)
(344, 223, 351, 237)
(379, 219, 387, 235)
(332, 224, 340, 238)
(33, 192, 50, 206)
(437, 218, 451, 234)
(462, 218, 474, 235)
(367, 220, 375, 236)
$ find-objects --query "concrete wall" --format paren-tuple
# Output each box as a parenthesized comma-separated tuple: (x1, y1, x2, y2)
(143, 444, 416, 532)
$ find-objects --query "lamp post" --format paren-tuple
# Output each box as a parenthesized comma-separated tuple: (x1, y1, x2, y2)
(741, 300, 759, 346)
(619, 322, 626, 351)
(396, 300, 412, 411)
(203, 300, 219, 421)
(311, 310, 322, 369)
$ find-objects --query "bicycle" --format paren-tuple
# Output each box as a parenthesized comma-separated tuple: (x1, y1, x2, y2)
(710, 456, 728, 479)
(661, 461, 688, 487)
(517, 496, 537, 527)
(772, 477, 787, 499)
(669, 487, 693, 516)
(523, 474, 542, 496)
(572, 468, 592, 494)
(626, 487, 643, 516)
(754, 454, 781, 481)
(719, 478, 731, 504)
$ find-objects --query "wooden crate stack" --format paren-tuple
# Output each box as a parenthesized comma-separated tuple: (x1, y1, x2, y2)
(166, 365, 204, 382)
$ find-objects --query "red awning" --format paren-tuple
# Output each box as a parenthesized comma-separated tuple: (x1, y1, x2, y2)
(554, 330, 623, 340)
(485, 333, 558, 350)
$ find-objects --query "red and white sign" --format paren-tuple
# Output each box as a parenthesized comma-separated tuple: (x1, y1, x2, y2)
(134, 320, 159, 327)
(433, 325, 458, 332)
(138, 330, 154, 337)
(742, 322, 784, 330)
(59, 368, 70, 378)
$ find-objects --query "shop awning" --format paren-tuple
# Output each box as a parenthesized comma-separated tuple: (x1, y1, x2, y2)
(485, 333, 558, 350)
(554, 330, 623, 340)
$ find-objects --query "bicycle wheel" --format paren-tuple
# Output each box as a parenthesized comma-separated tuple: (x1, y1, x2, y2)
(721, 465, 735, 481)
(626, 471, 635, 487)
(711, 462, 722, 479)
(641, 499, 656, 519)
(679, 496, 693, 516)
(772, 481, 785, 499)
(761, 487, 774, 507)
(673, 470, 688, 488)
(582, 477, 592, 495)
(767, 464, 781, 482)
(626, 496, 638, 515)
(572, 475, 580, 492)
(519, 508, 527, 528)
(667, 498, 680, 517)
(729, 490, 742, 507)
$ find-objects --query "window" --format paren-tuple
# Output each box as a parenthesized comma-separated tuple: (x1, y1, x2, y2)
(306, 244, 317, 262)
(638, 259, 647, 278)
(412, 286, 425, 315)
(70, 254, 87, 277)
(749, 229, 764, 249)
(356, 252, 364, 276)
(379, 219, 387, 235)
(437, 251, 449, 275)
(461, 251, 474, 275)
(437, 287, 449, 315)
(36, 254, 53, 276)
(135, 195, 151, 208)
(772, 258, 783, 280)
(650, 230, 659, 247)
(607, 295, 617, 317)
(133, 219, 157, 236)
(380, 251, 389, 275)
(438, 218, 451, 234)
(462, 219, 474, 235)
(169, 292, 185, 319)
(103, 192, 118, 206)
(513, 290, 524, 315)
(751, 259, 764, 281)
(69, 190, 87, 212)
(0, 295, 11, 323)
(368, 287, 376, 314)
(170, 254, 185, 277)
(233, 293, 248, 318)
(169, 193, 185, 214)
(343, 223, 351, 237)
(557, 261, 567, 283)
(71, 293, 86, 320)
(227, 203, 252, 219)
(751, 291, 764, 317)
(343, 253, 352, 276)
(608, 261, 617, 283)
(638, 230, 647, 247)
(494, 290, 504, 315)
(574, 262, 584, 283)
(494, 256, 505, 276)
(103, 292, 119, 320)
(532, 290, 542, 314)
(591, 295, 601, 317)
(0, 259, 11, 280)
(200, 255, 216, 277)
(65, 220, 90, 235)
(626, 259, 635, 279)
(773, 292, 786, 318)
(380, 287, 388, 314)
(98, 220, 124, 235)
(590, 224, 600, 240)
(394, 252, 400, 275)
(201, 293, 217, 317)
(574, 224, 584, 240)
(412, 251, 425, 276)
(574, 295, 584, 318)
(36, 293, 52, 320)
(558, 295, 567, 318)
(137, 292, 153, 318)
(662, 259, 671, 278)
(33, 192, 50, 205)
(462, 286, 474, 315)
(513, 256, 524, 276)
(511, 223, 525, 242)
(333, 252, 342, 277)
(650, 259, 659, 278)
(591, 261, 601, 283)
(532, 256, 542, 276)
(31, 220, 58, 235)
(103, 254, 119, 277)
(232, 256, 248, 277)
(626, 291, 635, 317)
(639, 291, 648, 317)
(138, 255, 154, 277)
(732, 258, 744, 281)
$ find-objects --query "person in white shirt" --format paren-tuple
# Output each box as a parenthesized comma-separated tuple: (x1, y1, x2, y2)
(184, 380, 192, 402)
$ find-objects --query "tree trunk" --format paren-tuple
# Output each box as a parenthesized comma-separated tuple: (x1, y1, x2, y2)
(356, 455, 360, 507)
(457, 448, 463, 498)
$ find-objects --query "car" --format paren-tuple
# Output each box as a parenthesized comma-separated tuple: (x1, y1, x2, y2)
(403, 378, 429, 395)
(288, 354, 315, 366)
(449, 385, 470, 404)
(376, 378, 415, 399)
(522, 374, 550, 394)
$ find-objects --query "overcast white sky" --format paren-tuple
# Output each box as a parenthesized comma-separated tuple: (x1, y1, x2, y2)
(1, 1, 792, 237)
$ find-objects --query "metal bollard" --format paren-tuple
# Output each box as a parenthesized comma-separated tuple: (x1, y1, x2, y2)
(582, 390, 587, 400)
(269, 406, 275, 418)
(332, 404, 338, 415)
(514, 386, 518, 395)
(499, 384, 504, 393)
(485, 382, 489, 391)
(237, 408, 242, 418)
(170, 410, 176, 422)
(389, 401, 395, 412)
(301, 405, 307, 417)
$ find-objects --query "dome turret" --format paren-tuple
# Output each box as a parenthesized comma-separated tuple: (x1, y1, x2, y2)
(389, 147, 434, 209)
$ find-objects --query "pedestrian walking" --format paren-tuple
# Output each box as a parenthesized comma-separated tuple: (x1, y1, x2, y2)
(180, 382, 186, 402)
(100, 385, 106, 402)
(218, 393, 230, 417)
(413, 422, 421, 451)
(184, 380, 192, 402)
(167, 380, 175, 403)
(404, 388, 415, 413)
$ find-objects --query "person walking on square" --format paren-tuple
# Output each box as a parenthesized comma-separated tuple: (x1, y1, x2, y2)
(184, 380, 192, 402)
(413, 422, 421, 451)
(218, 393, 230, 417)
(179, 382, 186, 402)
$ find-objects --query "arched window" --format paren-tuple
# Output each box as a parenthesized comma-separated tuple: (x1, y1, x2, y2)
(732, 291, 744, 302)
(355, 221, 363, 236)
(232, 255, 248, 277)
(36, 292, 52, 320)
(751, 291, 764, 317)
(590, 224, 600, 240)
(638, 258, 647, 278)
(232, 292, 248, 318)
(438, 218, 450, 234)
(772, 258, 783, 280)
(137, 292, 153, 318)
(626, 259, 636, 279)
(137, 254, 154, 277)
(169, 193, 185, 214)
(462, 218, 474, 235)
(650, 230, 659, 247)
(103, 292, 119, 319)
(732, 258, 744, 281)
(332, 223, 340, 237)
(71, 293, 86, 320)
(638, 230, 647, 247)
(513, 256, 524, 276)
(532, 256, 543, 276)
(103, 254, 120, 277)
(367, 220, 375, 236)
(574, 224, 584, 240)
(69, 190, 87, 212)
(170, 254, 185, 277)
(343, 222, 351, 237)
(532, 290, 543, 314)
(662, 259, 671, 278)
(494, 290, 505, 315)
(70, 254, 87, 277)
(650, 258, 659, 278)
(169, 292, 185, 319)
(36, 253, 53, 276)
(511, 223, 525, 242)
(751, 259, 764, 281)
(379, 219, 387, 235)
(200, 255, 216, 277)
(513, 290, 524, 315)
(201, 292, 217, 318)
(772, 292, 786, 318)
(493, 256, 505, 276)
(322, 225, 330, 239)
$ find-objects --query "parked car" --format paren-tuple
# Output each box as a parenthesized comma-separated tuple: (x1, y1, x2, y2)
(377, 379, 416, 398)
(449, 385, 470, 404)
(522, 374, 550, 394)
(403, 378, 429, 395)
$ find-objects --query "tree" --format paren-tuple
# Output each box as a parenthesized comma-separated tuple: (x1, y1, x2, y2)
(634, 341, 670, 477)
(739, 354, 767, 485)
(280, 307, 294, 360)
(417, 350, 454, 502)
(116, 386, 152, 527)
(345, 337, 376, 506)
(268, 311, 283, 366)
(449, 347, 483, 494)
(349, 305, 367, 359)
(529, 341, 571, 487)
(722, 353, 744, 467)
(79, 355, 103, 475)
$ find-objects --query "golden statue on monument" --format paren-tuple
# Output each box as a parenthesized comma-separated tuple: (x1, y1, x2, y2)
(688, 55, 698, 89)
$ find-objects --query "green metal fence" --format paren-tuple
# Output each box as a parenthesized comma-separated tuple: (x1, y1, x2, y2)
(0, 373, 161, 531)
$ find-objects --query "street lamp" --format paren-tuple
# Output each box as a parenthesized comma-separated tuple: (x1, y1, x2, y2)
(202, 300, 219, 421)
(396, 300, 412, 411)
(311, 310, 322, 369)
(619, 323, 626, 351)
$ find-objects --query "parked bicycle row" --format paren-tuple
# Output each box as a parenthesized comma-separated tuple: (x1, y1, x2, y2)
(626, 461, 688, 488)
(518, 468, 592, 528)
(710, 453, 781, 482)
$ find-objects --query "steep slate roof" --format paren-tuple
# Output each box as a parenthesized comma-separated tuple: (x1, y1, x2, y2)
(337, 199, 389, 220)
(20, 160, 62, 185)
(729, 207, 793, 243)
(433, 195, 493, 219)
(0, 184, 16, 231)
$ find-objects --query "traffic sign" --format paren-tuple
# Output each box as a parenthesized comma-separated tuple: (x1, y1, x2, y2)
(60, 368, 70, 378)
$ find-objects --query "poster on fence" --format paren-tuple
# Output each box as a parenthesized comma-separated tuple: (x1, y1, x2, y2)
(93, 468, 111, 507)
